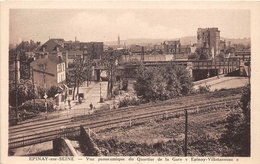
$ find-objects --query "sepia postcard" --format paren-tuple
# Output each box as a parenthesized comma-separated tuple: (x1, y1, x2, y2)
(1, 1, 260, 164)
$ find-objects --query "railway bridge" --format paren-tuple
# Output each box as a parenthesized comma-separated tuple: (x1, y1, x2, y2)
(94, 58, 246, 81)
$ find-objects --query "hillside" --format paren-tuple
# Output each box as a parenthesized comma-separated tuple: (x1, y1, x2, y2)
(105, 36, 250, 46)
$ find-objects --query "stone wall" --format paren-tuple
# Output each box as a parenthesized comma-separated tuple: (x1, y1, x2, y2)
(53, 138, 79, 156)
(79, 125, 102, 156)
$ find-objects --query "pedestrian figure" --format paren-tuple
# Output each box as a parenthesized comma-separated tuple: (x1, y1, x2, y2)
(68, 99, 71, 107)
(90, 103, 93, 110)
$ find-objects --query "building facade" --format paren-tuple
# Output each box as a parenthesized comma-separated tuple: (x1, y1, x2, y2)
(64, 41, 103, 59)
(30, 54, 66, 89)
(162, 40, 181, 54)
(197, 28, 220, 57)
(34, 38, 68, 68)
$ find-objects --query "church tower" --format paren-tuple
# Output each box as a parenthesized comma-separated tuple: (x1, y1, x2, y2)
(118, 35, 120, 46)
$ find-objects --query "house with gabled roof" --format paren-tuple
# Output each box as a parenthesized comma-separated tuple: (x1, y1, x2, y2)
(162, 40, 181, 54)
(34, 38, 69, 68)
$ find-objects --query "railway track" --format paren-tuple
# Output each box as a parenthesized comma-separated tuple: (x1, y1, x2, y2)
(9, 93, 239, 136)
(9, 97, 239, 149)
(10, 87, 242, 127)
(9, 88, 241, 131)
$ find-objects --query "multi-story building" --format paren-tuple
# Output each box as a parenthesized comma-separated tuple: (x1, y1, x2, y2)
(129, 45, 146, 56)
(162, 40, 181, 54)
(64, 41, 103, 59)
(197, 27, 220, 57)
(30, 54, 66, 89)
(34, 38, 68, 67)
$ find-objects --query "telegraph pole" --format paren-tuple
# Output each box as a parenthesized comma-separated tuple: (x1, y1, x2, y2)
(31, 66, 36, 112)
(184, 109, 188, 156)
(15, 52, 18, 123)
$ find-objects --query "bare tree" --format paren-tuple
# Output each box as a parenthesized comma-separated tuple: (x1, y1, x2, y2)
(102, 48, 122, 99)
(70, 58, 87, 100)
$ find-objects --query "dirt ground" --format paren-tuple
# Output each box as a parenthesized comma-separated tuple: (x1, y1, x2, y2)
(93, 108, 232, 156)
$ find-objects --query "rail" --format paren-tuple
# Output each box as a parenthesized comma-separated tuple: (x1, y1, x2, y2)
(9, 99, 238, 149)
(10, 88, 242, 127)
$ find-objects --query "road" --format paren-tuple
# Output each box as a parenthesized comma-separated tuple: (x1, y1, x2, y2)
(194, 76, 249, 91)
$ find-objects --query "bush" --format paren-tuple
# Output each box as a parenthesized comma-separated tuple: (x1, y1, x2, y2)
(219, 84, 250, 156)
(19, 98, 56, 113)
(113, 87, 120, 96)
(121, 78, 128, 91)
(198, 85, 211, 93)
(118, 96, 140, 108)
(47, 85, 59, 98)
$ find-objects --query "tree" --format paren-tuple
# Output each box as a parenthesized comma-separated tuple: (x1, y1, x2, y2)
(220, 84, 250, 156)
(195, 46, 212, 60)
(134, 65, 166, 102)
(69, 58, 87, 100)
(102, 48, 122, 98)
(83, 48, 94, 87)
(133, 62, 193, 102)
(9, 79, 37, 107)
(9, 40, 38, 80)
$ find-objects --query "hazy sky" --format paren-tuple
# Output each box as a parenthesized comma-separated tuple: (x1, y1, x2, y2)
(10, 9, 250, 44)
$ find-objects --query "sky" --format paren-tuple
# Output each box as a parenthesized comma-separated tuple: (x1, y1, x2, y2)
(9, 9, 250, 44)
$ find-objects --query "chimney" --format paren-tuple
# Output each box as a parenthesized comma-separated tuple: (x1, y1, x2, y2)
(75, 37, 77, 42)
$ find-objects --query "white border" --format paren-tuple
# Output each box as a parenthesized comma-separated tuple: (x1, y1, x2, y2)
(1, 1, 260, 164)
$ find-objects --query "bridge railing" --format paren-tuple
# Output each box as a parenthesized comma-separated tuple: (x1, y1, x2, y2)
(9, 127, 80, 149)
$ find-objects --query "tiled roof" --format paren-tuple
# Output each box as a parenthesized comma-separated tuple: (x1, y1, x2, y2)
(50, 38, 65, 46)
(48, 54, 64, 64)
(130, 45, 144, 52)
(35, 39, 66, 53)
(68, 50, 84, 56)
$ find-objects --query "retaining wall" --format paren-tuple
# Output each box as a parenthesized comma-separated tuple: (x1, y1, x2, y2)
(53, 138, 79, 156)
(79, 125, 102, 156)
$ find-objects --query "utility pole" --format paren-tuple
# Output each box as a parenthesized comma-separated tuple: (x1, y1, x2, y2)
(175, 44, 177, 61)
(14, 52, 18, 124)
(100, 79, 102, 102)
(31, 66, 36, 112)
(40, 63, 48, 116)
(184, 109, 188, 156)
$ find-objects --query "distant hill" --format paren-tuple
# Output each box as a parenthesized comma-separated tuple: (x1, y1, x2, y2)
(105, 36, 250, 46)
(222, 37, 251, 45)
(105, 36, 197, 46)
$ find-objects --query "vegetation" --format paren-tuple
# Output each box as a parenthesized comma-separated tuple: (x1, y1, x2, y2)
(9, 40, 40, 80)
(220, 84, 250, 156)
(9, 79, 37, 107)
(195, 46, 212, 60)
(67, 58, 88, 100)
(133, 62, 193, 102)
(102, 48, 123, 99)
(188, 53, 199, 60)
(197, 85, 211, 93)
(121, 78, 128, 91)
(19, 98, 56, 113)
(118, 96, 141, 108)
